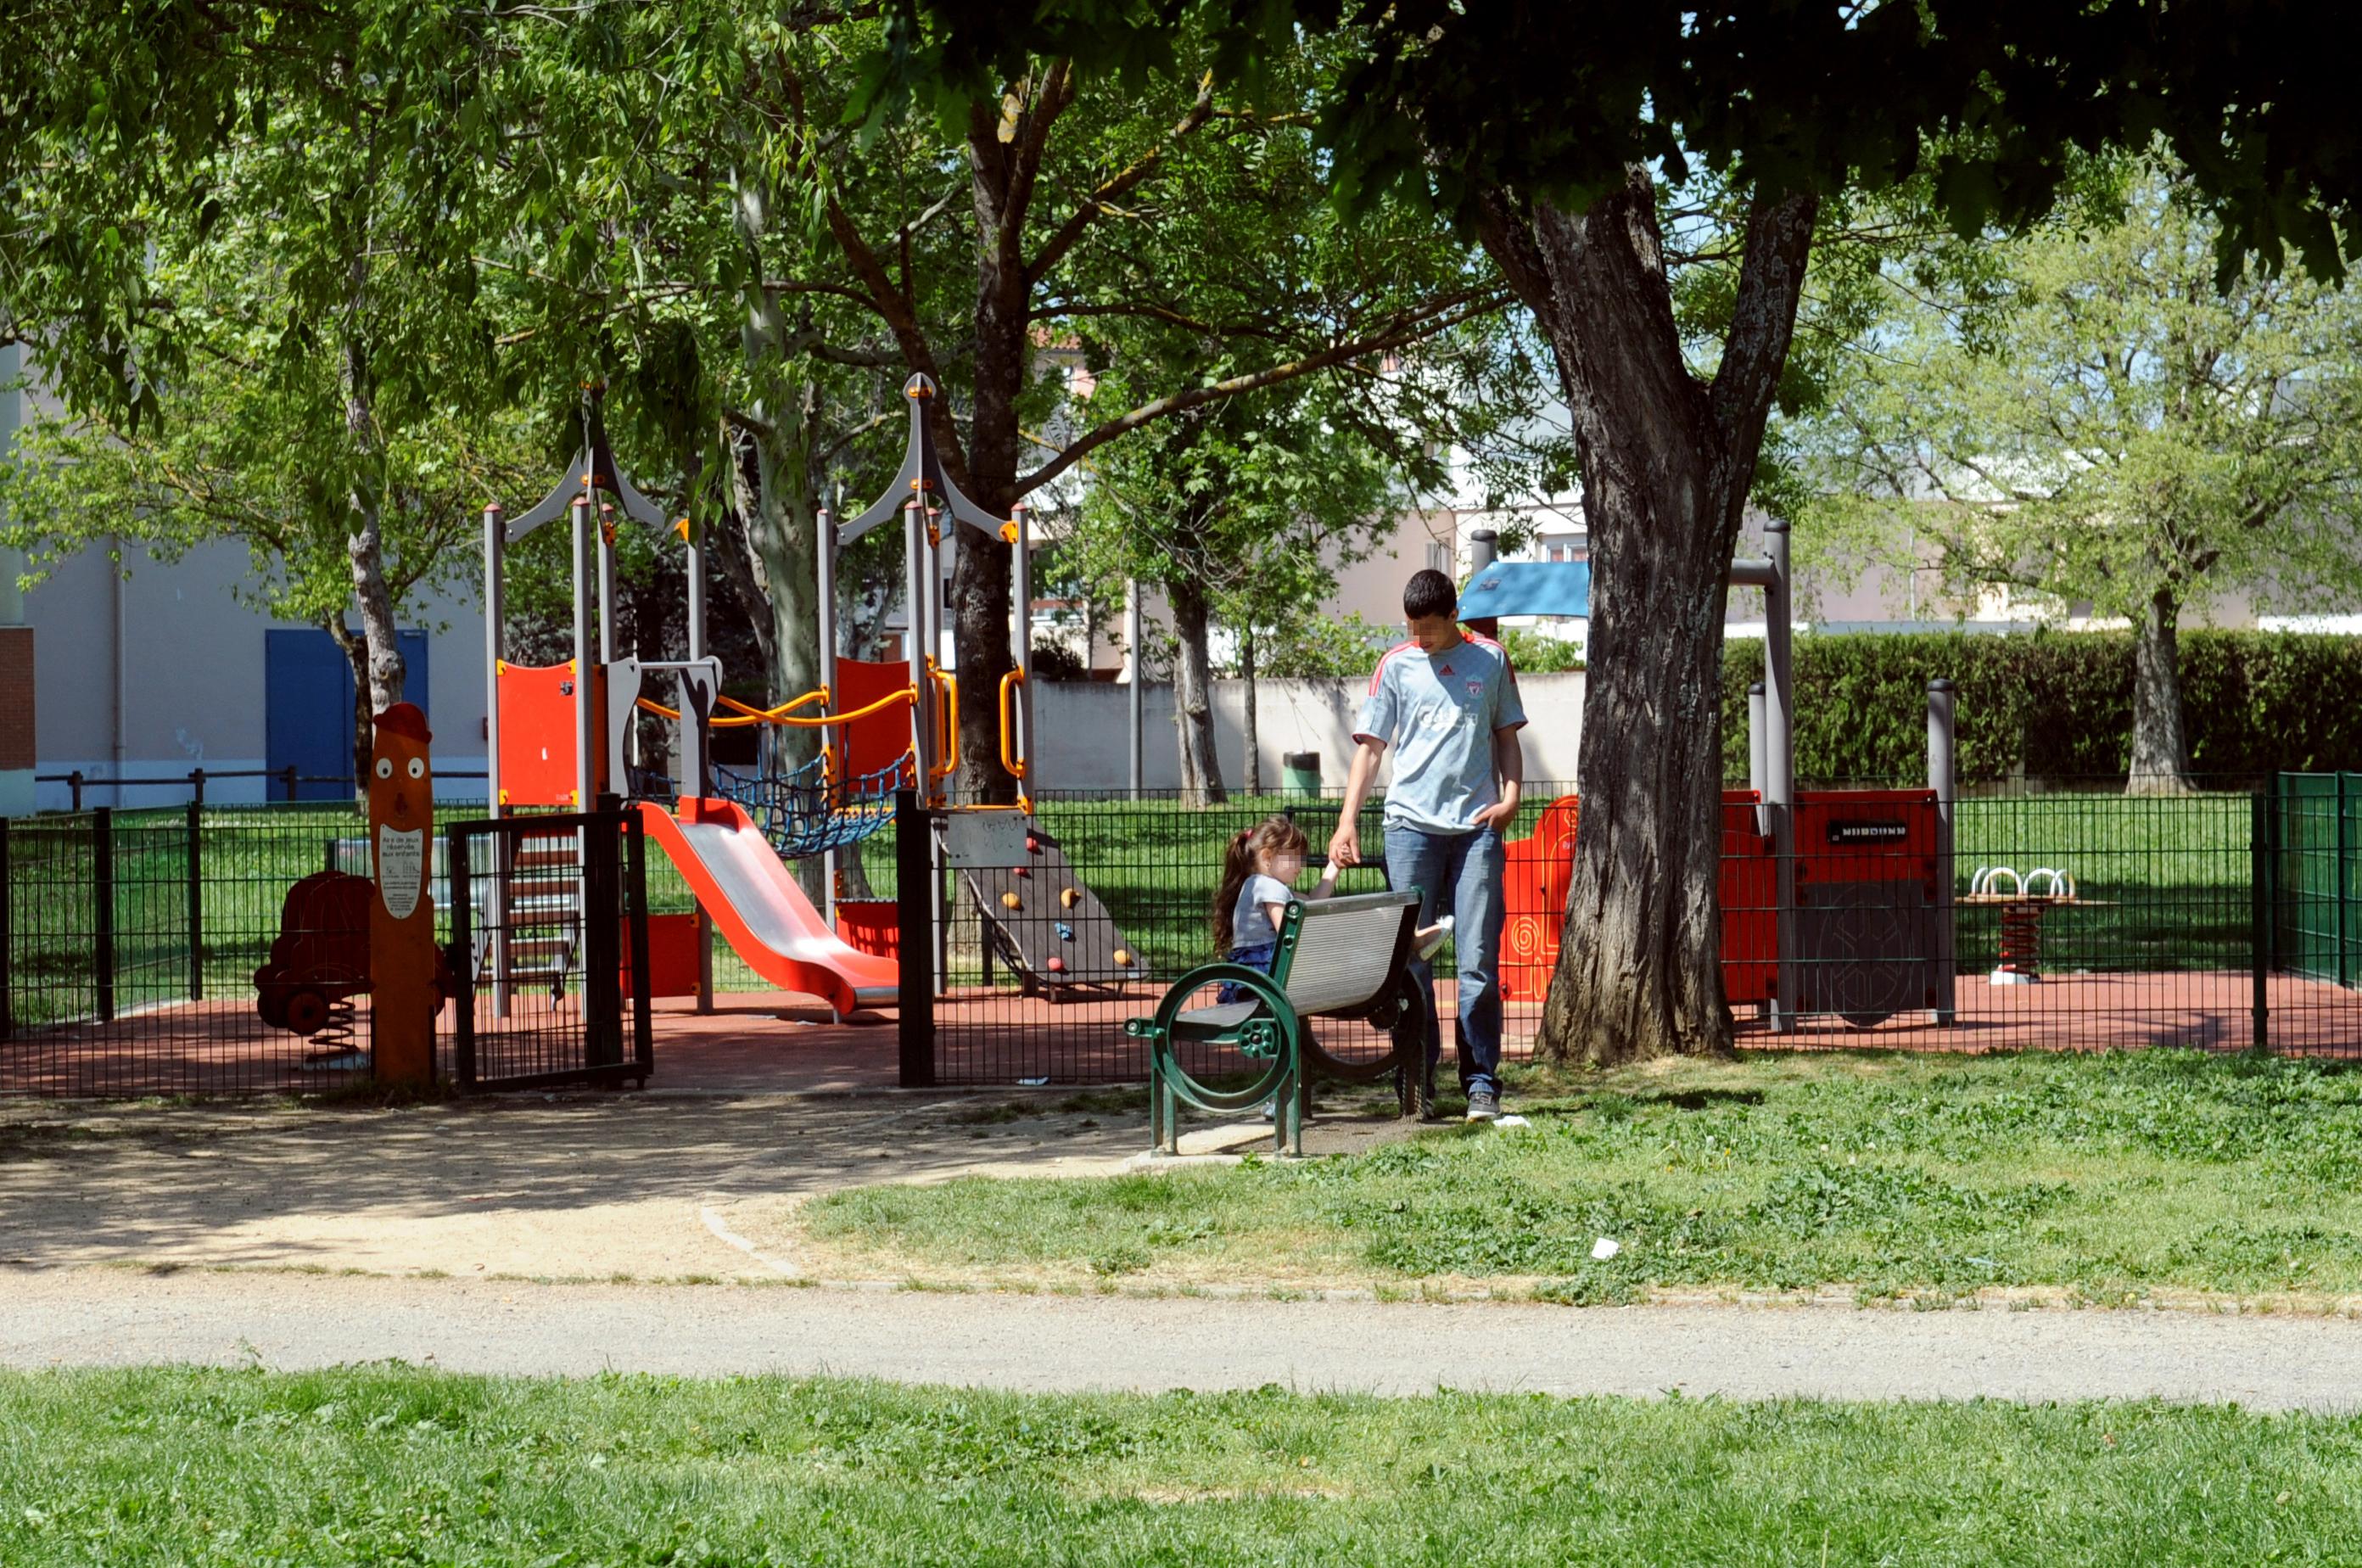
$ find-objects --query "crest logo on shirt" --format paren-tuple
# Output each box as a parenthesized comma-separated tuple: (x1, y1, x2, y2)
(1467, 680, 1485, 697)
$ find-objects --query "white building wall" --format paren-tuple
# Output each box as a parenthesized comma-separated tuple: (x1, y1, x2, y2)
(1033, 670, 1583, 794)
(23, 538, 489, 809)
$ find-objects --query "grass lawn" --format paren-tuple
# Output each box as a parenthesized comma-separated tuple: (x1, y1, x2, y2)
(802, 1048, 2362, 1302)
(6, 1367, 2361, 1565)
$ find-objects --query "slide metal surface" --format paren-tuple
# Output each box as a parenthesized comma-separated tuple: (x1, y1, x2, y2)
(636, 799, 898, 1019)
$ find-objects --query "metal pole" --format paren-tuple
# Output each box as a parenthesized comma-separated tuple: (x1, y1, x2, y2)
(1126, 578, 1145, 800)
(685, 509, 714, 1012)
(447, 823, 475, 1090)
(570, 496, 596, 812)
(0, 818, 12, 1044)
(1748, 680, 1766, 832)
(894, 787, 936, 1086)
(484, 502, 511, 1019)
(93, 806, 115, 1024)
(904, 499, 932, 800)
(571, 496, 596, 951)
(1928, 677, 1956, 1025)
(596, 501, 618, 665)
(1763, 518, 1796, 1033)
(1010, 502, 1033, 802)
(817, 506, 840, 932)
(2253, 791, 2272, 1050)
(1469, 528, 1497, 574)
(185, 797, 204, 1001)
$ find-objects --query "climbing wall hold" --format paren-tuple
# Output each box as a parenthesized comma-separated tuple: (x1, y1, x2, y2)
(1112, 949, 1132, 967)
(1045, 955, 1066, 974)
(999, 892, 1022, 910)
(1055, 921, 1074, 942)
(1060, 888, 1081, 909)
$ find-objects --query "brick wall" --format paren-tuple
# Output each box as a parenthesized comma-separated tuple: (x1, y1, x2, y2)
(0, 626, 34, 770)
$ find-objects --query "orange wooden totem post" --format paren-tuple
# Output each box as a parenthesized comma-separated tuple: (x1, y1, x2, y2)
(369, 703, 439, 1087)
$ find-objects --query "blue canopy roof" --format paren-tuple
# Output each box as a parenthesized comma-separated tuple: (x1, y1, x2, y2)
(1458, 560, 1591, 621)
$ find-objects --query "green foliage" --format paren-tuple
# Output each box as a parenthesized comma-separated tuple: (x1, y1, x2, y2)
(880, 2, 2362, 283)
(809, 1049, 2362, 1302)
(13, 1366, 2362, 1564)
(1792, 154, 2362, 777)
(1497, 629, 1584, 674)
(1252, 612, 1395, 679)
(1718, 630, 2362, 783)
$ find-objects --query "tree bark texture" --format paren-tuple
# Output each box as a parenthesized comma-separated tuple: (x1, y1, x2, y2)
(1475, 170, 1817, 1066)
(1167, 575, 1228, 802)
(2126, 586, 2194, 794)
(329, 619, 372, 798)
(1241, 625, 1262, 796)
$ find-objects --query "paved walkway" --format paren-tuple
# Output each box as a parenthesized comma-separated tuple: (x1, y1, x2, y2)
(6, 1269, 2360, 1410)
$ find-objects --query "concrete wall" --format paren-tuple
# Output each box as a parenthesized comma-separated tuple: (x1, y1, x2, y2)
(1032, 670, 1583, 794)
(22, 539, 489, 809)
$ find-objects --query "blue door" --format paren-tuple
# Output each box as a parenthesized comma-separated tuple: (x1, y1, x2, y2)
(265, 629, 428, 800)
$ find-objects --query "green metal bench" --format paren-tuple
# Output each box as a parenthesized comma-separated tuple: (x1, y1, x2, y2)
(1126, 889, 1428, 1156)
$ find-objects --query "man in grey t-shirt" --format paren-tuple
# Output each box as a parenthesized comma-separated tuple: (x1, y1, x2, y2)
(1330, 568, 1526, 1120)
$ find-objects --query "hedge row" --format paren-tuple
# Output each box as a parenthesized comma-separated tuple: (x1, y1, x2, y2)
(1715, 630, 2362, 782)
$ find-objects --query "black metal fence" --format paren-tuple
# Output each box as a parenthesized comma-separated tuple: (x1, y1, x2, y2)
(895, 777, 2362, 1086)
(0, 798, 649, 1098)
(446, 807, 652, 1092)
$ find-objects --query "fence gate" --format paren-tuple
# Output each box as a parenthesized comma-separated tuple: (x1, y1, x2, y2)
(445, 804, 652, 1091)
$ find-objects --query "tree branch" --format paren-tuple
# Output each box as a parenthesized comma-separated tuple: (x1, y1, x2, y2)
(1707, 187, 1820, 467)
(1026, 70, 1215, 288)
(1015, 289, 1509, 497)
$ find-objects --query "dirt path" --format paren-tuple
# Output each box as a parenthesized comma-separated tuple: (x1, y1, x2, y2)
(0, 1089, 1413, 1282)
(5, 1268, 2359, 1409)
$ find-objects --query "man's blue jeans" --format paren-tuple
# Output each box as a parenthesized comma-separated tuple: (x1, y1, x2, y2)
(1383, 822, 1505, 1100)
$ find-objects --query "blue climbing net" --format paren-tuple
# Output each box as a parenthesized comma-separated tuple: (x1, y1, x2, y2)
(710, 752, 904, 860)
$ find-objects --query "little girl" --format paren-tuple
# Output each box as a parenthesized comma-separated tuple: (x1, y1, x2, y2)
(1212, 816, 1336, 1000)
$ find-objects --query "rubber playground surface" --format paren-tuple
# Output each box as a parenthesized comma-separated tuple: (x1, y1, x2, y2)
(1, 969, 2353, 1098)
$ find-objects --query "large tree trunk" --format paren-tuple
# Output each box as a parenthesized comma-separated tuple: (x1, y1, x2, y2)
(1167, 575, 1227, 802)
(2126, 586, 2194, 795)
(1475, 171, 1817, 1066)
(329, 619, 372, 798)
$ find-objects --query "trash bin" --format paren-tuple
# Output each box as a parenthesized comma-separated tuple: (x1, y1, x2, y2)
(1282, 751, 1321, 797)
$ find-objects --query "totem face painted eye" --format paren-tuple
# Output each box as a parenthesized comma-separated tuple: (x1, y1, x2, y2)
(406, 756, 426, 779)
(375, 758, 395, 780)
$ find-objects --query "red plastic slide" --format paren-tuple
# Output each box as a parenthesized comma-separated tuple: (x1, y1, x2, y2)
(636, 798, 898, 1020)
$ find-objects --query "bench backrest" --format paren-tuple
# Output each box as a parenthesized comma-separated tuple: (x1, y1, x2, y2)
(1272, 890, 1420, 1016)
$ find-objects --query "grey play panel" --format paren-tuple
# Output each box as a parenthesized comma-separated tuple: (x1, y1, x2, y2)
(958, 823, 1148, 997)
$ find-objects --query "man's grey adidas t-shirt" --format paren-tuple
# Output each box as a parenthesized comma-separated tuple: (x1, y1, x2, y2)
(1353, 635, 1526, 833)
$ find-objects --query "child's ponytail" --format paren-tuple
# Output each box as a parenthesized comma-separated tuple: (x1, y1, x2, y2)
(1212, 827, 1258, 953)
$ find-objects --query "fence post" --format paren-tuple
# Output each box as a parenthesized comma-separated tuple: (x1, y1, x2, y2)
(448, 824, 475, 1090)
(584, 798, 622, 1070)
(2253, 791, 2272, 1050)
(189, 767, 205, 807)
(2340, 773, 2354, 989)
(0, 818, 12, 1044)
(93, 806, 115, 1023)
(282, 764, 299, 803)
(69, 770, 82, 812)
(626, 809, 652, 1079)
(185, 798, 204, 1001)
(895, 789, 936, 1087)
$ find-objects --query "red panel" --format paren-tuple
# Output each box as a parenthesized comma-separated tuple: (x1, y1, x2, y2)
(1498, 791, 1783, 1005)
(622, 912, 703, 999)
(833, 658, 919, 792)
(835, 899, 901, 960)
(498, 660, 605, 807)
(1793, 787, 1940, 898)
